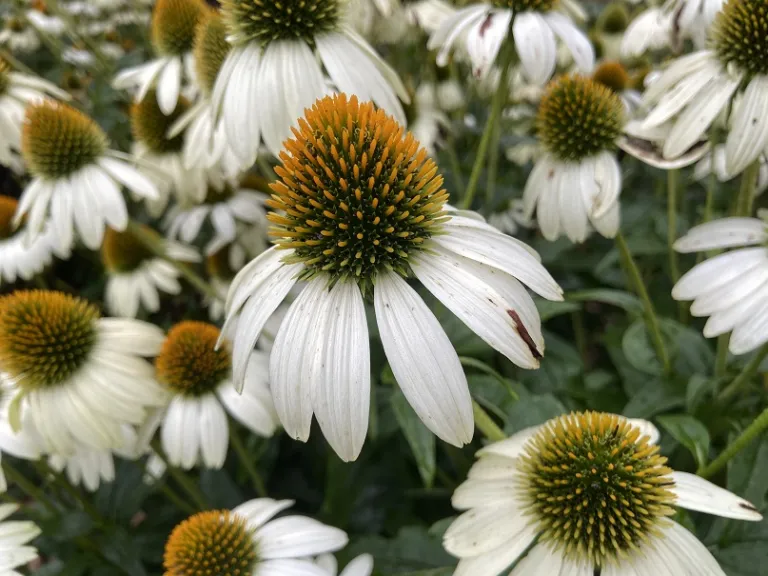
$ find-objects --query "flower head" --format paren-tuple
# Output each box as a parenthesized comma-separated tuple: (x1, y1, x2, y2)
(0, 195, 17, 239)
(156, 321, 231, 396)
(131, 90, 189, 154)
(193, 12, 231, 96)
(537, 74, 625, 163)
(221, 0, 342, 45)
(518, 412, 675, 564)
(0, 291, 98, 391)
(712, 0, 768, 76)
(592, 60, 630, 94)
(268, 93, 448, 291)
(151, 0, 208, 57)
(101, 226, 155, 273)
(22, 100, 108, 179)
(164, 509, 257, 575)
(490, 0, 557, 11)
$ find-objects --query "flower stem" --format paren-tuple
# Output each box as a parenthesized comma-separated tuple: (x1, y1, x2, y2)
(615, 232, 671, 373)
(0, 48, 36, 76)
(717, 343, 768, 403)
(1, 460, 58, 514)
(461, 47, 513, 209)
(150, 439, 209, 511)
(34, 460, 103, 525)
(737, 160, 761, 217)
(484, 121, 502, 211)
(715, 334, 730, 378)
(666, 170, 687, 322)
(126, 220, 222, 302)
(157, 481, 197, 515)
(228, 422, 267, 498)
(699, 405, 768, 478)
(472, 400, 506, 442)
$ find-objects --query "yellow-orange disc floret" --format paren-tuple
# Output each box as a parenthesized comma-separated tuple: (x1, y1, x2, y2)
(21, 101, 108, 179)
(155, 321, 231, 396)
(517, 411, 676, 566)
(151, 0, 209, 57)
(164, 510, 257, 576)
(267, 93, 449, 291)
(0, 291, 99, 390)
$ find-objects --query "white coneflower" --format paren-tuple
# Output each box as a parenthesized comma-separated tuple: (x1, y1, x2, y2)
(0, 17, 41, 53)
(349, 0, 455, 43)
(428, 0, 594, 82)
(101, 225, 200, 319)
(222, 94, 563, 462)
(316, 553, 374, 576)
(26, 9, 66, 36)
(444, 411, 762, 576)
(641, 0, 768, 177)
(164, 182, 268, 257)
(113, 0, 209, 115)
(0, 504, 40, 570)
(672, 217, 768, 355)
(409, 80, 465, 156)
(169, 12, 241, 179)
(163, 499, 348, 575)
(15, 100, 159, 251)
(150, 321, 278, 470)
(0, 195, 70, 286)
(0, 291, 168, 455)
(523, 74, 625, 243)
(0, 57, 69, 170)
(212, 0, 410, 166)
(130, 90, 206, 216)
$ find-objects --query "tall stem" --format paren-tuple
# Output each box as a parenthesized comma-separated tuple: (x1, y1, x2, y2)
(461, 47, 513, 209)
(715, 334, 730, 378)
(616, 232, 671, 373)
(667, 169, 681, 284)
(150, 439, 209, 511)
(484, 121, 502, 211)
(737, 160, 761, 217)
(699, 406, 768, 478)
(717, 343, 768, 403)
(126, 220, 221, 301)
(472, 400, 506, 442)
(228, 422, 268, 497)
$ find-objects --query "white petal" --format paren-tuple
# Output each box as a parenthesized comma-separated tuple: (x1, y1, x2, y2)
(673, 247, 766, 299)
(199, 394, 228, 469)
(513, 12, 556, 85)
(673, 218, 767, 253)
(255, 559, 329, 576)
(452, 525, 538, 576)
(443, 504, 527, 557)
(477, 425, 541, 459)
(642, 51, 716, 106)
(157, 57, 181, 115)
(464, 10, 511, 78)
(256, 516, 348, 559)
(559, 162, 589, 243)
(312, 281, 370, 462)
(233, 498, 295, 530)
(339, 554, 374, 576)
(725, 75, 768, 175)
(509, 544, 564, 576)
(642, 61, 719, 129)
(544, 13, 594, 73)
(97, 157, 159, 200)
(374, 272, 474, 447)
(671, 471, 762, 521)
(652, 522, 726, 576)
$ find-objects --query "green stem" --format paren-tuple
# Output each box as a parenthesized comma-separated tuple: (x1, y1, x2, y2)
(484, 121, 502, 211)
(0, 48, 36, 76)
(461, 48, 513, 209)
(715, 334, 730, 378)
(157, 481, 197, 515)
(717, 343, 768, 403)
(459, 356, 518, 400)
(150, 439, 208, 511)
(615, 232, 671, 373)
(228, 422, 268, 498)
(126, 220, 221, 302)
(667, 169, 681, 283)
(699, 406, 768, 478)
(2, 460, 58, 514)
(472, 400, 506, 442)
(698, 148, 719, 264)
(737, 160, 761, 217)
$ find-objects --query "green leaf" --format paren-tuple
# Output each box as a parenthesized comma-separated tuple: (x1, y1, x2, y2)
(390, 389, 436, 489)
(504, 393, 567, 434)
(622, 320, 663, 376)
(535, 298, 580, 321)
(622, 379, 685, 419)
(657, 414, 710, 469)
(343, 526, 456, 573)
(566, 289, 644, 315)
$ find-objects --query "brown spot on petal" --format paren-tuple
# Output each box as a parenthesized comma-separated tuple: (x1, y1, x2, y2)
(507, 310, 542, 359)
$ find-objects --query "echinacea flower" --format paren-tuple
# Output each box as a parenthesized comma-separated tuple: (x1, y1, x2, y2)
(113, 0, 209, 114)
(0, 195, 70, 286)
(428, 0, 594, 82)
(444, 411, 762, 576)
(101, 225, 200, 318)
(212, 0, 409, 165)
(0, 57, 69, 169)
(15, 100, 159, 250)
(222, 93, 563, 462)
(640, 0, 768, 177)
(0, 291, 168, 455)
(149, 322, 278, 470)
(130, 90, 206, 215)
(168, 12, 241, 179)
(0, 504, 40, 571)
(164, 182, 268, 256)
(0, 18, 42, 53)
(672, 217, 768, 355)
(163, 498, 348, 575)
(523, 74, 625, 243)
